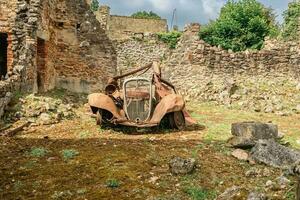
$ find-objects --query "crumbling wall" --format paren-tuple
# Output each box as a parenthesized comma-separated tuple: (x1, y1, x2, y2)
(0, 0, 117, 118)
(0, 0, 41, 116)
(163, 24, 300, 114)
(115, 35, 170, 77)
(38, 0, 117, 93)
(95, 6, 168, 40)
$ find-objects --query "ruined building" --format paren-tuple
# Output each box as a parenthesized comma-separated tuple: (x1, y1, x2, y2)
(94, 5, 168, 40)
(0, 0, 117, 116)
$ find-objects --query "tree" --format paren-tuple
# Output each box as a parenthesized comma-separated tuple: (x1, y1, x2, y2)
(131, 11, 161, 20)
(199, 0, 279, 52)
(90, 0, 99, 12)
(281, 1, 300, 41)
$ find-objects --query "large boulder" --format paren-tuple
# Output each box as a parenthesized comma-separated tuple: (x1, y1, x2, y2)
(228, 122, 278, 148)
(250, 139, 300, 169)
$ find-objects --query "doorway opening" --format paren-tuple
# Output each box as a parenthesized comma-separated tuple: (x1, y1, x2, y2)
(37, 37, 46, 91)
(0, 33, 8, 79)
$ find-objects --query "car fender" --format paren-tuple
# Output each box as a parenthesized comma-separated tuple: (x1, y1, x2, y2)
(88, 93, 123, 118)
(150, 94, 185, 123)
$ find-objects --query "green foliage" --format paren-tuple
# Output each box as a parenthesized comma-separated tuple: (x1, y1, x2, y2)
(185, 187, 217, 200)
(29, 147, 48, 157)
(90, 0, 99, 12)
(61, 149, 79, 161)
(157, 31, 182, 49)
(131, 11, 161, 20)
(106, 179, 120, 188)
(199, 0, 279, 52)
(281, 1, 300, 41)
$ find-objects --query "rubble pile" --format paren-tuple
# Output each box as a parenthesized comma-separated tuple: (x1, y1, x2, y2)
(9, 94, 76, 125)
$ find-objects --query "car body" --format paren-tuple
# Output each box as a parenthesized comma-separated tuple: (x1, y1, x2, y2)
(88, 62, 195, 129)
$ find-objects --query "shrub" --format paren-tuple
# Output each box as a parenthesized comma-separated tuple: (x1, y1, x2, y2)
(90, 0, 99, 12)
(131, 11, 161, 20)
(281, 1, 300, 41)
(199, 0, 279, 52)
(157, 31, 182, 49)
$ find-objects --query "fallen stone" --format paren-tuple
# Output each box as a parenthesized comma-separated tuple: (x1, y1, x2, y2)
(217, 186, 247, 200)
(251, 139, 300, 169)
(229, 122, 278, 148)
(231, 149, 249, 161)
(247, 192, 267, 200)
(276, 175, 290, 189)
(169, 157, 196, 175)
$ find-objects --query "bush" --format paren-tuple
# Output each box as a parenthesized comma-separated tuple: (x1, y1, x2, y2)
(157, 31, 182, 49)
(131, 11, 161, 20)
(199, 0, 279, 52)
(281, 1, 300, 41)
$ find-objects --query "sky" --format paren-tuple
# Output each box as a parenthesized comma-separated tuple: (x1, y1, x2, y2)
(99, 0, 293, 30)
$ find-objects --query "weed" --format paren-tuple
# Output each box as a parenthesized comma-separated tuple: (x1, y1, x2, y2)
(184, 187, 217, 200)
(76, 188, 87, 195)
(24, 160, 38, 168)
(13, 181, 23, 191)
(29, 147, 48, 158)
(79, 131, 91, 138)
(106, 179, 120, 188)
(61, 149, 79, 161)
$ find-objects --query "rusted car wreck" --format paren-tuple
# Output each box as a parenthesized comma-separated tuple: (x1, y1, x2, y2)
(88, 62, 195, 130)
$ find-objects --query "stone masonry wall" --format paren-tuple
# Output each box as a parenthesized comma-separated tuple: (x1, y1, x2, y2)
(0, 0, 117, 118)
(95, 5, 168, 40)
(38, 0, 117, 93)
(0, 0, 41, 117)
(163, 23, 300, 114)
(115, 35, 170, 78)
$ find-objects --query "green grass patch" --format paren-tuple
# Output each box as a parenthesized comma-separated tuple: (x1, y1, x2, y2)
(184, 187, 217, 200)
(106, 179, 120, 188)
(29, 147, 48, 158)
(61, 149, 79, 161)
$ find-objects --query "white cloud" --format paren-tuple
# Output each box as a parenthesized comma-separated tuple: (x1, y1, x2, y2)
(147, 0, 173, 12)
(201, 0, 224, 20)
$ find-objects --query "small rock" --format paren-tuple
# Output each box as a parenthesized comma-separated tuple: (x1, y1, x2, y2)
(169, 157, 196, 175)
(265, 180, 274, 187)
(296, 83, 300, 91)
(276, 175, 290, 189)
(245, 168, 259, 177)
(231, 149, 249, 161)
(217, 186, 247, 200)
(247, 192, 267, 200)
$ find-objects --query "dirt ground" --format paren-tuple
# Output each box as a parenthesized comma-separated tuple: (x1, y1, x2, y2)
(0, 93, 299, 200)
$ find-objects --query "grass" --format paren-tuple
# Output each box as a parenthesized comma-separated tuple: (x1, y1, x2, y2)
(61, 149, 79, 161)
(106, 179, 120, 188)
(184, 187, 217, 200)
(29, 147, 48, 157)
(189, 101, 300, 149)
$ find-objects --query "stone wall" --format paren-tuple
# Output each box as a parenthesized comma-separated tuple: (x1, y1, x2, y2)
(38, 0, 117, 93)
(0, 0, 117, 118)
(163, 23, 300, 114)
(95, 6, 168, 40)
(115, 35, 170, 77)
(164, 24, 300, 82)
